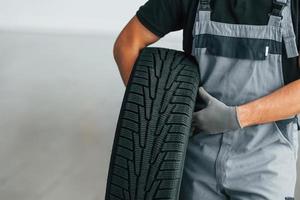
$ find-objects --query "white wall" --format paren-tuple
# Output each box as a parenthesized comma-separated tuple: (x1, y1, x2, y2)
(0, 0, 182, 46)
(0, 0, 180, 35)
(0, 0, 142, 34)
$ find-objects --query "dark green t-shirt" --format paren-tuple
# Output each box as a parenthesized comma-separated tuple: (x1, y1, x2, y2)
(136, 0, 300, 84)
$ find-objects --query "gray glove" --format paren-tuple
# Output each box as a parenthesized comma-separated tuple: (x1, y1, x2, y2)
(192, 87, 242, 134)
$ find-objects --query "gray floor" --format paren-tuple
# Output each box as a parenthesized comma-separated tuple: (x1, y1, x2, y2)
(0, 31, 299, 200)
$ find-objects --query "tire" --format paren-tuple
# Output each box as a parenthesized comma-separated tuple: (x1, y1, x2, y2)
(105, 47, 200, 200)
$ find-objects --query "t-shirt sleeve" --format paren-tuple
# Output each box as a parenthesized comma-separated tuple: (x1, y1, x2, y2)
(136, 0, 184, 38)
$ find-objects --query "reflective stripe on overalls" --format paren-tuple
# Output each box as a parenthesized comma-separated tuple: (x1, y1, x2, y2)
(179, 0, 299, 199)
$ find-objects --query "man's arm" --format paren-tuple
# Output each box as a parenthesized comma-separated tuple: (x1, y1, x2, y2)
(237, 58, 300, 127)
(113, 15, 160, 87)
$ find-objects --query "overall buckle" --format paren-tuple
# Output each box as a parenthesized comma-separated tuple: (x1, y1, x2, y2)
(269, 0, 287, 19)
(199, 0, 211, 10)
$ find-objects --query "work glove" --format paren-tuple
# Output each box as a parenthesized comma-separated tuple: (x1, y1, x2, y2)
(191, 87, 242, 135)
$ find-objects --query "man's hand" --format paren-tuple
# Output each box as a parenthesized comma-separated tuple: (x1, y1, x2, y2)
(192, 87, 242, 134)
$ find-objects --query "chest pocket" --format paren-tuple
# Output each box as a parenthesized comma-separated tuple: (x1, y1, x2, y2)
(195, 34, 282, 60)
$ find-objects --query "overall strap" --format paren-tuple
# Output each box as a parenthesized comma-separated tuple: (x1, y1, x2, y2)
(268, 0, 286, 27)
(281, 0, 299, 58)
(198, 0, 211, 21)
(193, 0, 212, 35)
(268, 0, 299, 58)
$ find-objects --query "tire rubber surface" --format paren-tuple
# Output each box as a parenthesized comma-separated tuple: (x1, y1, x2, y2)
(105, 47, 200, 200)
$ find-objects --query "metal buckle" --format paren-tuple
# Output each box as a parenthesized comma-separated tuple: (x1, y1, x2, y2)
(199, 0, 211, 10)
(269, 0, 287, 19)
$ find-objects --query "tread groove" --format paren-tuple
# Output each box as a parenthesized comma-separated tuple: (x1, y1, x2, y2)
(105, 47, 200, 200)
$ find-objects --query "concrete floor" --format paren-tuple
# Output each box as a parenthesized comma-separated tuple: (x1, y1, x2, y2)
(0, 31, 299, 200)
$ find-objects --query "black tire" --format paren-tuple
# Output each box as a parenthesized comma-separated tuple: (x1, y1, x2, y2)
(105, 47, 200, 200)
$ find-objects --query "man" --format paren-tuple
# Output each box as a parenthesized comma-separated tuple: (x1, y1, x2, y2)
(113, 0, 300, 199)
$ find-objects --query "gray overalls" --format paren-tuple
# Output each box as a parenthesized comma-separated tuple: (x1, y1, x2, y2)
(179, 0, 299, 199)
